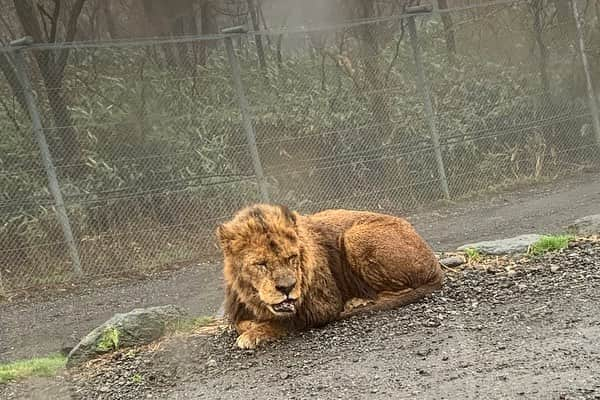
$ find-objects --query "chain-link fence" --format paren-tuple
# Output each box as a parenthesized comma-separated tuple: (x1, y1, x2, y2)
(1, 0, 599, 294)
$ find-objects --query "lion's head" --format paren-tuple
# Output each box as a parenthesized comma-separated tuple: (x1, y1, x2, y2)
(217, 204, 306, 318)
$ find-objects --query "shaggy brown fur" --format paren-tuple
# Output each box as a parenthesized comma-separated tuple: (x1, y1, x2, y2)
(217, 204, 443, 349)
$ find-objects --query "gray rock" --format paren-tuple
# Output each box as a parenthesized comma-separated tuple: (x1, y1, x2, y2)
(439, 256, 467, 268)
(457, 234, 542, 255)
(67, 305, 186, 368)
(567, 214, 600, 236)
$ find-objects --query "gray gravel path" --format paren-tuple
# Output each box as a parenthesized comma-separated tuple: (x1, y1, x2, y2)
(54, 238, 600, 400)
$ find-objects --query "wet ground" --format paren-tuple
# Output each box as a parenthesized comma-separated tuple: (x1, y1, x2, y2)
(53, 238, 600, 400)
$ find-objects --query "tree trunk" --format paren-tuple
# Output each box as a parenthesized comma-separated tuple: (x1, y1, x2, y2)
(247, 0, 267, 71)
(531, 0, 550, 97)
(438, 0, 456, 64)
(357, 1, 392, 140)
(42, 67, 83, 169)
(198, 0, 217, 66)
(102, 0, 118, 39)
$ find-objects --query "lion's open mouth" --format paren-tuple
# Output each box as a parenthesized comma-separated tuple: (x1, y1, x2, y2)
(272, 299, 296, 313)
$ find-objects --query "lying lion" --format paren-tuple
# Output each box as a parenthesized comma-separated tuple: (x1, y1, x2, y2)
(217, 204, 444, 349)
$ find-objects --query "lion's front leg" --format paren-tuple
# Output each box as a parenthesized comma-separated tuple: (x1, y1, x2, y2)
(235, 320, 287, 349)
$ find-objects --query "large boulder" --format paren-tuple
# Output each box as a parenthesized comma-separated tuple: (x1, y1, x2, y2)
(67, 305, 186, 368)
(568, 214, 600, 236)
(457, 234, 542, 255)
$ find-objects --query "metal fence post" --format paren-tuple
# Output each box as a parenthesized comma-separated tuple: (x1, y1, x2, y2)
(222, 27, 270, 203)
(407, 10, 450, 200)
(8, 37, 83, 278)
(571, 0, 600, 146)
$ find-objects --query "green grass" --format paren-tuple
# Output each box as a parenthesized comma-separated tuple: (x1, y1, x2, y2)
(130, 373, 144, 384)
(96, 327, 120, 352)
(168, 316, 215, 334)
(464, 247, 482, 262)
(0, 354, 66, 384)
(528, 234, 575, 256)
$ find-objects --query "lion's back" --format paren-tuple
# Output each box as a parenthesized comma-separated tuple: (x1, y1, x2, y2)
(307, 209, 406, 232)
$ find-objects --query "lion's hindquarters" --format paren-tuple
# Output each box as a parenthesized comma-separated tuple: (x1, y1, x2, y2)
(342, 217, 442, 294)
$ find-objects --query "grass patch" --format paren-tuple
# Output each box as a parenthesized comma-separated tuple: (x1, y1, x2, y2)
(131, 373, 144, 384)
(96, 327, 120, 352)
(168, 316, 215, 334)
(528, 234, 574, 256)
(464, 247, 482, 262)
(0, 354, 66, 384)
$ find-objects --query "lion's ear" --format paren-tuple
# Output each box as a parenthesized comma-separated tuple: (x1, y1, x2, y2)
(216, 223, 234, 250)
(279, 204, 298, 226)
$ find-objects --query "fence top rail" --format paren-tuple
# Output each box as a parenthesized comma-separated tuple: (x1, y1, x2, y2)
(0, 0, 526, 53)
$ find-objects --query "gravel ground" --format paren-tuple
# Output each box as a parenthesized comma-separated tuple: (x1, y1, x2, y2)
(35, 238, 598, 400)
(1, 173, 599, 364)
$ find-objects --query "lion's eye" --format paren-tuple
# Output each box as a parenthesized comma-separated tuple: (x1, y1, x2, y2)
(255, 262, 267, 269)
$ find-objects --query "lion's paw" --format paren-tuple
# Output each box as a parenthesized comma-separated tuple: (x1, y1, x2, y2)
(236, 331, 269, 349)
(344, 297, 372, 312)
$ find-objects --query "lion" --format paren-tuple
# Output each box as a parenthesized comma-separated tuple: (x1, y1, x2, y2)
(216, 204, 444, 349)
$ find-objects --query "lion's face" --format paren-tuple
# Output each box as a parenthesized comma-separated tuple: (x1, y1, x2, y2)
(218, 204, 305, 317)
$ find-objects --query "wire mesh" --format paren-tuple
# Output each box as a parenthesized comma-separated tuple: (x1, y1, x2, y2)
(1, 0, 599, 294)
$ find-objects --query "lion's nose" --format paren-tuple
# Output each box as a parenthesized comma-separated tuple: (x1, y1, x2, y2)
(275, 277, 296, 295)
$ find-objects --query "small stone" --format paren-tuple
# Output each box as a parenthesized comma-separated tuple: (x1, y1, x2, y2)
(550, 265, 560, 273)
(280, 372, 290, 380)
(439, 255, 466, 268)
(206, 359, 218, 368)
(422, 319, 441, 327)
(416, 348, 431, 357)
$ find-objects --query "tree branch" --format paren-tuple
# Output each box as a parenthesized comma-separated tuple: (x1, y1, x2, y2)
(0, 12, 17, 39)
(13, 0, 50, 72)
(56, 0, 86, 76)
(385, 19, 406, 82)
(36, 3, 52, 40)
(50, 0, 61, 43)
(13, 0, 45, 43)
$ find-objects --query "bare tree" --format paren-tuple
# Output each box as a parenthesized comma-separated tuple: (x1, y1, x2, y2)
(12, 0, 87, 176)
